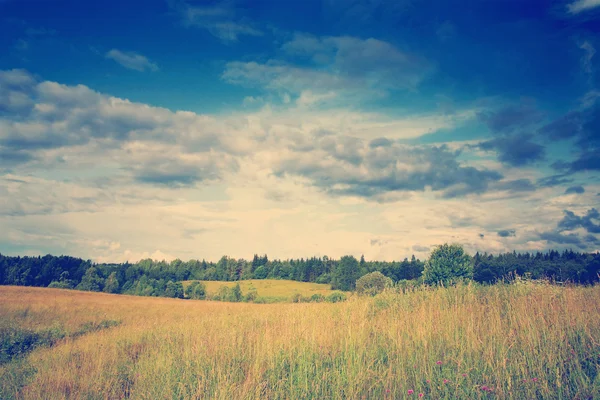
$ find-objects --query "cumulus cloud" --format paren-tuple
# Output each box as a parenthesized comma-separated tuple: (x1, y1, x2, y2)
(0, 70, 242, 185)
(223, 34, 431, 101)
(558, 208, 600, 234)
(0, 69, 36, 116)
(478, 102, 543, 134)
(539, 208, 600, 250)
(2, 68, 596, 261)
(478, 134, 544, 167)
(412, 244, 430, 252)
(272, 139, 503, 200)
(537, 104, 600, 174)
(537, 174, 574, 188)
(105, 49, 159, 72)
(565, 185, 585, 194)
(497, 229, 516, 237)
(539, 231, 588, 248)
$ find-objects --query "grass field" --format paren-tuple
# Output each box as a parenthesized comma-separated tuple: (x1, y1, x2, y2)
(1, 282, 600, 399)
(185, 279, 336, 301)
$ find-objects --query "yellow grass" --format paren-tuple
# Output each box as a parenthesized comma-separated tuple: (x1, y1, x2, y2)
(1, 282, 600, 399)
(185, 279, 335, 300)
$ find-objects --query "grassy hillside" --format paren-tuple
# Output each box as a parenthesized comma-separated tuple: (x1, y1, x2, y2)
(1, 283, 600, 399)
(184, 279, 336, 301)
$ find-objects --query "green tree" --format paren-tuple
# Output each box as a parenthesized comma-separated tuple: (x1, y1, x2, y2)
(185, 281, 206, 299)
(165, 281, 184, 298)
(332, 256, 360, 291)
(423, 243, 473, 286)
(103, 272, 120, 293)
(355, 271, 392, 296)
(76, 267, 104, 292)
(230, 283, 243, 302)
(253, 265, 268, 279)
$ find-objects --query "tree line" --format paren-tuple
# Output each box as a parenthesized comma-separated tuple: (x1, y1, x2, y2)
(0, 248, 599, 299)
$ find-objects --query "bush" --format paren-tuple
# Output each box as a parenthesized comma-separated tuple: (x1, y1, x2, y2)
(253, 266, 268, 279)
(310, 294, 325, 303)
(355, 271, 393, 296)
(316, 273, 331, 284)
(396, 279, 420, 293)
(48, 280, 74, 289)
(165, 281, 184, 298)
(230, 283, 243, 302)
(185, 281, 206, 300)
(244, 290, 258, 302)
(326, 292, 347, 303)
(423, 243, 473, 286)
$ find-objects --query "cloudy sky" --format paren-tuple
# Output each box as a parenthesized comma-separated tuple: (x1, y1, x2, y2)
(1, 0, 599, 263)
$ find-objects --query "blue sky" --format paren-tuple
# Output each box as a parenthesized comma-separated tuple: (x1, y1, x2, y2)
(0, 0, 599, 262)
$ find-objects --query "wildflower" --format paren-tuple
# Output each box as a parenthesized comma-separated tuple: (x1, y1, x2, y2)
(419, 394, 424, 398)
(436, 361, 442, 365)
(426, 380, 430, 383)
(386, 389, 390, 393)
(462, 373, 467, 377)
(481, 386, 488, 391)
(532, 378, 538, 382)
(408, 389, 414, 394)
(443, 379, 449, 384)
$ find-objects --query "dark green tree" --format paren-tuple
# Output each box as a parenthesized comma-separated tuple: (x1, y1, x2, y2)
(423, 243, 473, 286)
(76, 267, 104, 292)
(332, 255, 360, 291)
(165, 281, 184, 298)
(103, 272, 120, 293)
(185, 281, 206, 299)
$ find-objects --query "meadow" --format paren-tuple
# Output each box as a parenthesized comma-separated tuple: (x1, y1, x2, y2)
(184, 279, 336, 302)
(1, 281, 599, 399)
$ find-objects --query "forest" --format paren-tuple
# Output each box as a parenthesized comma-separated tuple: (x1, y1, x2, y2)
(1, 248, 599, 299)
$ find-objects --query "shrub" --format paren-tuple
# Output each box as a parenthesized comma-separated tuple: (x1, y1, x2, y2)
(185, 281, 207, 299)
(253, 266, 268, 279)
(229, 283, 243, 302)
(165, 281, 184, 299)
(396, 279, 420, 293)
(423, 243, 473, 286)
(103, 272, 120, 293)
(76, 267, 104, 292)
(355, 271, 393, 296)
(326, 292, 347, 303)
(291, 293, 303, 303)
(244, 290, 258, 302)
(310, 294, 325, 302)
(48, 280, 74, 289)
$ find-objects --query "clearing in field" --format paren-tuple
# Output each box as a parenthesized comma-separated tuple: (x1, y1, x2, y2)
(1, 283, 600, 399)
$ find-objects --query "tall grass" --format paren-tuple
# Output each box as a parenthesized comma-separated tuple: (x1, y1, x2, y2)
(1, 282, 599, 399)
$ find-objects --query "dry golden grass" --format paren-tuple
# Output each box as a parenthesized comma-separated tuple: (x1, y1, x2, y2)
(185, 279, 335, 300)
(1, 282, 599, 399)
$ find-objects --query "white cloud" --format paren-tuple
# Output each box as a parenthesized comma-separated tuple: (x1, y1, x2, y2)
(223, 34, 432, 102)
(567, 0, 600, 14)
(1, 69, 595, 261)
(105, 49, 159, 72)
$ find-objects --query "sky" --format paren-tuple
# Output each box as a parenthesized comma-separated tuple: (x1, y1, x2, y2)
(0, 0, 599, 263)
